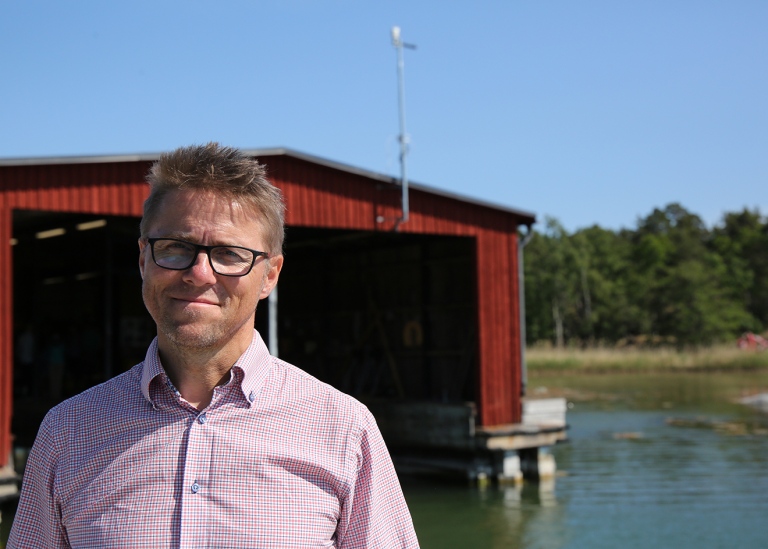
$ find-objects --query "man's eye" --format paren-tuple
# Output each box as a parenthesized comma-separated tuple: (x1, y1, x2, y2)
(167, 242, 194, 252)
(214, 248, 249, 262)
(155, 240, 195, 255)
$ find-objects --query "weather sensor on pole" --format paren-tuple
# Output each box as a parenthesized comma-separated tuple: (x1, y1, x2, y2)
(391, 26, 416, 230)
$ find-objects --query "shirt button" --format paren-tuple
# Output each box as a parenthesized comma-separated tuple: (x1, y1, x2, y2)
(248, 391, 256, 402)
(198, 413, 207, 424)
(191, 482, 200, 494)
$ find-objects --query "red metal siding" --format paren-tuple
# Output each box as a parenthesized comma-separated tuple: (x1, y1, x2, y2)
(269, 156, 526, 426)
(471, 228, 522, 426)
(0, 163, 151, 466)
(0, 154, 529, 464)
(268, 156, 521, 236)
(270, 157, 386, 230)
(2, 163, 150, 216)
(0, 201, 12, 467)
(509, 232, 522, 421)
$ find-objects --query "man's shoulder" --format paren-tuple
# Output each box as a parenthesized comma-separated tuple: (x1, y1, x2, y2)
(264, 358, 372, 421)
(44, 364, 143, 421)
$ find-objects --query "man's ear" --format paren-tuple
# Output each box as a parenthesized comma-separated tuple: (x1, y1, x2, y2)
(138, 238, 147, 280)
(259, 254, 284, 300)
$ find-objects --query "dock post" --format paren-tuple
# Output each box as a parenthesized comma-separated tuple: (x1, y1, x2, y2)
(519, 447, 556, 480)
(493, 450, 523, 484)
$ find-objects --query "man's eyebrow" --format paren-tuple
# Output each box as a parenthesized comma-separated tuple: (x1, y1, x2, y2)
(155, 233, 253, 248)
(156, 231, 193, 240)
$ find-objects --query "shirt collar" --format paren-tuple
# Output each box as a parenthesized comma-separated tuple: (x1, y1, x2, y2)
(140, 330, 273, 408)
(232, 330, 273, 406)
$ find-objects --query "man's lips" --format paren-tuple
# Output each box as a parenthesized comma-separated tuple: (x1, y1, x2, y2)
(171, 296, 220, 306)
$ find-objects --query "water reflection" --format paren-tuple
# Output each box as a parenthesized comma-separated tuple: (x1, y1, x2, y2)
(403, 476, 566, 548)
(405, 372, 768, 549)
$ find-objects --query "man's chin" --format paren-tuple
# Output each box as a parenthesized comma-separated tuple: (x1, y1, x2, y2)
(160, 324, 223, 350)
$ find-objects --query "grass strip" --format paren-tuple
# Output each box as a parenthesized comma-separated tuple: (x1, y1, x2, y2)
(527, 345, 768, 373)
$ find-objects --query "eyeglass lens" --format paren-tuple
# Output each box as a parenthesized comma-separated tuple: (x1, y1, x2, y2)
(151, 239, 255, 275)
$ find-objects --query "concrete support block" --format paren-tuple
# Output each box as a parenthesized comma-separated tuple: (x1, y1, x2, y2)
(519, 447, 557, 480)
(499, 452, 523, 484)
(537, 453, 556, 478)
(486, 450, 523, 484)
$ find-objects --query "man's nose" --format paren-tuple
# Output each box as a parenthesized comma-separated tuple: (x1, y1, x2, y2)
(183, 251, 217, 284)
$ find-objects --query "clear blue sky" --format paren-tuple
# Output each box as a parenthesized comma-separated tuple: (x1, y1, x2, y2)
(2, 1, 766, 232)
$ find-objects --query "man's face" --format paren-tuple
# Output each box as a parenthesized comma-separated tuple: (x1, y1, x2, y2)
(138, 189, 283, 352)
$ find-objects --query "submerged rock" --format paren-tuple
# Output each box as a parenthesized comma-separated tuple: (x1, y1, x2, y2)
(666, 416, 766, 436)
(738, 392, 768, 413)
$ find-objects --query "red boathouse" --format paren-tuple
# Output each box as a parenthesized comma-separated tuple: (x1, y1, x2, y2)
(1, 148, 559, 483)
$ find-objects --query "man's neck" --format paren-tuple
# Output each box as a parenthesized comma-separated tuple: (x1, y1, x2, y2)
(157, 334, 252, 410)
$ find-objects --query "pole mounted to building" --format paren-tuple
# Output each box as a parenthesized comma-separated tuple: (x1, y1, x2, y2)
(391, 26, 416, 231)
(518, 224, 534, 398)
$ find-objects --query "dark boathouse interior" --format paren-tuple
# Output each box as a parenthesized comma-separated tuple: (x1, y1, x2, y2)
(11, 210, 477, 447)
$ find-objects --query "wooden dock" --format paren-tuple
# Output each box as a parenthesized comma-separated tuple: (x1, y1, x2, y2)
(368, 398, 567, 483)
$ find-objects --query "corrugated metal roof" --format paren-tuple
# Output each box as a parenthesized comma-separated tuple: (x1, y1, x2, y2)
(0, 147, 536, 224)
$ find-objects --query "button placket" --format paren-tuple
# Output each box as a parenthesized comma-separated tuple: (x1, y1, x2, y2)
(179, 412, 213, 548)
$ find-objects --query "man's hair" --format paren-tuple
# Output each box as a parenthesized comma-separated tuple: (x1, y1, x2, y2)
(140, 143, 285, 255)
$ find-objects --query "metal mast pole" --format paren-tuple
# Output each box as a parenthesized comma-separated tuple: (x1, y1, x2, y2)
(391, 26, 415, 230)
(517, 226, 534, 397)
(268, 287, 278, 357)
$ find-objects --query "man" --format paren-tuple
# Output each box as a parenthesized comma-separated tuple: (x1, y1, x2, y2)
(9, 143, 419, 548)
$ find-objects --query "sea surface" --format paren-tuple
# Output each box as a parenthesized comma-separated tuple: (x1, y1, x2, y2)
(403, 371, 768, 549)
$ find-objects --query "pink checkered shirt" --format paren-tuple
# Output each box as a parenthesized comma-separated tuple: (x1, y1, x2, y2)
(9, 331, 419, 548)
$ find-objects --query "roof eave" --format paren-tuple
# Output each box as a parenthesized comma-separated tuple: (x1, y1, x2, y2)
(0, 147, 536, 224)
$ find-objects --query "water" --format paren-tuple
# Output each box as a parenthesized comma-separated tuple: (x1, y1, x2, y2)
(403, 372, 768, 549)
(3, 372, 768, 548)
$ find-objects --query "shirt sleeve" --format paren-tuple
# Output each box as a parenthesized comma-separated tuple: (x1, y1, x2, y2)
(7, 408, 70, 549)
(336, 409, 419, 548)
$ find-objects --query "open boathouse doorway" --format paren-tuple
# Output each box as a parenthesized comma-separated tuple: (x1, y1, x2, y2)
(11, 210, 150, 446)
(278, 227, 477, 405)
(10, 212, 478, 449)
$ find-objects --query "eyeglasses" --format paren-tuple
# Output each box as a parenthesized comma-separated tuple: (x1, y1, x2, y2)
(146, 238, 269, 277)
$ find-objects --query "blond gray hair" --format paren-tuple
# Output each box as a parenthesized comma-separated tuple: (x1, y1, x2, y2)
(140, 143, 285, 255)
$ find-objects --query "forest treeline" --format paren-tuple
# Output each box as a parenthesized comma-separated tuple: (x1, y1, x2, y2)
(523, 203, 768, 347)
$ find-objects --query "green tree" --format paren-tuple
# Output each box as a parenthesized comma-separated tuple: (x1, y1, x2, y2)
(523, 204, 765, 347)
(711, 209, 768, 330)
(523, 217, 579, 347)
(570, 226, 636, 342)
(630, 203, 749, 345)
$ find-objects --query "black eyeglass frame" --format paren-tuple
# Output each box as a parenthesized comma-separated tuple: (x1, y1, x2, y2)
(146, 237, 270, 277)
